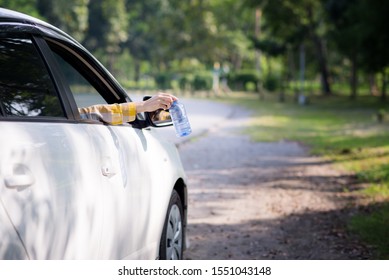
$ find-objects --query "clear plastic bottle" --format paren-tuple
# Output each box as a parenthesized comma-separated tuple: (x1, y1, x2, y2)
(169, 100, 192, 137)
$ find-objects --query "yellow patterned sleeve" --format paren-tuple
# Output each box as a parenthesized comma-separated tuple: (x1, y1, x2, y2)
(120, 103, 137, 123)
(78, 103, 137, 125)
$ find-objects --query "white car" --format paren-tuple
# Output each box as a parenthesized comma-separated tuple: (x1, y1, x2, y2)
(0, 8, 187, 260)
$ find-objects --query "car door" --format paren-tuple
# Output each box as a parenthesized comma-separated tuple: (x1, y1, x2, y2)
(0, 32, 104, 259)
(44, 38, 160, 259)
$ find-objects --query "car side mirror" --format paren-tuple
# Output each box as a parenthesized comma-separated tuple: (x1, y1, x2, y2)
(143, 96, 173, 127)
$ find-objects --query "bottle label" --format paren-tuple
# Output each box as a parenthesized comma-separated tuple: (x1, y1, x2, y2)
(170, 101, 191, 137)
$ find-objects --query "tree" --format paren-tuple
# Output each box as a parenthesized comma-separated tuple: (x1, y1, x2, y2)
(37, 0, 89, 42)
(84, 0, 128, 72)
(244, 0, 332, 95)
(325, 0, 360, 99)
(0, 0, 40, 17)
(356, 0, 389, 101)
(210, 0, 256, 69)
(123, 0, 251, 81)
(124, 0, 158, 82)
(326, 0, 389, 100)
(149, 0, 225, 66)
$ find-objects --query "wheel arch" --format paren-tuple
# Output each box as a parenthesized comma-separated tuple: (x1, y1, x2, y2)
(173, 178, 188, 249)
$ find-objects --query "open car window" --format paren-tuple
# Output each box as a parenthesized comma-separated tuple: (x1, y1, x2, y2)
(48, 43, 108, 109)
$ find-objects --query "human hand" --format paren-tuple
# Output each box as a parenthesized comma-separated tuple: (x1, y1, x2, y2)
(136, 93, 177, 113)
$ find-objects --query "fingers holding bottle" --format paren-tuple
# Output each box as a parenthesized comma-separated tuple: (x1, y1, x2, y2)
(137, 93, 178, 113)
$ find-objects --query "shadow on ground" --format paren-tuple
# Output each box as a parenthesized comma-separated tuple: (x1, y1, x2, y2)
(180, 115, 376, 260)
(185, 205, 375, 260)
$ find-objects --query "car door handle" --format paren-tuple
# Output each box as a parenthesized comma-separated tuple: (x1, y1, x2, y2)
(4, 164, 35, 189)
(101, 164, 116, 177)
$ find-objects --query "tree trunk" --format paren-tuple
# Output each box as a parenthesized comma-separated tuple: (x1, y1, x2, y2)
(307, 6, 331, 96)
(298, 43, 306, 104)
(313, 36, 331, 95)
(279, 52, 289, 103)
(382, 69, 387, 102)
(233, 55, 242, 70)
(254, 8, 262, 77)
(255, 8, 263, 98)
(350, 52, 358, 99)
(369, 73, 379, 96)
(287, 46, 299, 102)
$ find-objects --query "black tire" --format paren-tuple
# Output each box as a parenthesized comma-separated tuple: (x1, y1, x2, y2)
(159, 190, 184, 260)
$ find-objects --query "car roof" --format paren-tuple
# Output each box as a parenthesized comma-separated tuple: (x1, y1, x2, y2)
(0, 7, 131, 105)
(0, 8, 82, 48)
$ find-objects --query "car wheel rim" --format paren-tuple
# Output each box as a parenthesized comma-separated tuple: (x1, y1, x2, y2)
(166, 204, 182, 260)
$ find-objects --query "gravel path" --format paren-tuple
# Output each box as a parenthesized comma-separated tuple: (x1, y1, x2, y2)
(179, 106, 373, 260)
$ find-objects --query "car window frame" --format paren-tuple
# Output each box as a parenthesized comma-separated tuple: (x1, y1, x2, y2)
(0, 23, 147, 128)
(41, 37, 138, 126)
(0, 32, 70, 122)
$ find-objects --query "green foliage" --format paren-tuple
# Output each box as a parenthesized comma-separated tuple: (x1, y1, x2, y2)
(154, 73, 172, 90)
(264, 74, 280, 92)
(192, 72, 213, 91)
(355, 0, 389, 73)
(251, 38, 286, 57)
(4, 0, 389, 97)
(178, 74, 193, 91)
(175, 71, 213, 92)
(358, 164, 389, 184)
(84, 0, 127, 54)
(0, 0, 40, 17)
(102, 0, 128, 52)
(228, 70, 260, 91)
(37, 0, 89, 42)
(349, 203, 389, 259)
(324, 0, 389, 100)
(251, 0, 332, 94)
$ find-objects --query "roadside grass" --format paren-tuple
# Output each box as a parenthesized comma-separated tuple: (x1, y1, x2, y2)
(349, 203, 389, 259)
(218, 92, 389, 258)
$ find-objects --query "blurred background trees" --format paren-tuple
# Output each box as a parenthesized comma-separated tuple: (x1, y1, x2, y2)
(1, 0, 388, 99)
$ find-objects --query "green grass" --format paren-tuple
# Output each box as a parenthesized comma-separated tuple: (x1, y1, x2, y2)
(349, 202, 389, 259)
(220, 92, 389, 258)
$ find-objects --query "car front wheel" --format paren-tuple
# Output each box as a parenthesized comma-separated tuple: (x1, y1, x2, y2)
(159, 190, 184, 260)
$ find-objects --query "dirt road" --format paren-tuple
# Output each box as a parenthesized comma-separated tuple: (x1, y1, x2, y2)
(178, 106, 373, 260)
